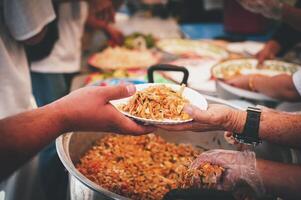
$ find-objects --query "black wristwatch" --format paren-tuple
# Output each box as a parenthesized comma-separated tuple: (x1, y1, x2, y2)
(233, 106, 262, 146)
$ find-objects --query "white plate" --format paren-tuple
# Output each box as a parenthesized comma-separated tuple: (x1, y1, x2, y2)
(212, 58, 299, 79)
(110, 83, 208, 125)
(156, 39, 229, 60)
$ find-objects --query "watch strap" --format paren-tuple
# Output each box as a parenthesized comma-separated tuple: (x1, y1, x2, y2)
(233, 107, 261, 145)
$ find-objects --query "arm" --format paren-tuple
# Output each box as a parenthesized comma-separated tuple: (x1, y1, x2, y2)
(0, 103, 64, 181)
(252, 74, 301, 101)
(257, 159, 301, 199)
(0, 85, 155, 181)
(226, 74, 301, 102)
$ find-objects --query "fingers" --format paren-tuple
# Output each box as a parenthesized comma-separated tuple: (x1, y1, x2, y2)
(225, 78, 238, 86)
(184, 105, 211, 123)
(157, 121, 219, 132)
(108, 105, 156, 135)
(256, 50, 268, 65)
(101, 84, 136, 102)
(117, 117, 157, 135)
(156, 122, 196, 131)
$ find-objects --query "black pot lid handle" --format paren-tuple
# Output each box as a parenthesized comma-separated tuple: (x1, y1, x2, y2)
(147, 64, 189, 85)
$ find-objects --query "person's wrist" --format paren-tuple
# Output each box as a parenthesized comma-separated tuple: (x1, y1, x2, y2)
(223, 109, 247, 133)
(47, 100, 73, 134)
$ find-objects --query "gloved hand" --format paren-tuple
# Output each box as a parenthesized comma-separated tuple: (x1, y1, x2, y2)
(236, 0, 284, 20)
(190, 150, 265, 199)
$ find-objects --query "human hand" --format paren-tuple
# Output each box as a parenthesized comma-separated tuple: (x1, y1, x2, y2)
(53, 84, 156, 134)
(106, 25, 124, 46)
(157, 104, 246, 133)
(90, 0, 115, 22)
(190, 149, 265, 198)
(256, 40, 281, 64)
(236, 0, 283, 20)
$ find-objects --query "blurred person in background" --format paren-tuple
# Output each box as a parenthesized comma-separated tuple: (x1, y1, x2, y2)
(159, 103, 301, 199)
(27, 0, 123, 199)
(226, 0, 301, 102)
(83, 0, 124, 51)
(0, 0, 56, 200)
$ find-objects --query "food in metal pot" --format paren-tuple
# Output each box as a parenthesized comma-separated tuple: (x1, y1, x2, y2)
(76, 134, 201, 200)
(179, 163, 224, 189)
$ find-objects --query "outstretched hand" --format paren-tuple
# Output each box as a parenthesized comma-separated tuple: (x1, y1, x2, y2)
(53, 84, 156, 135)
(157, 104, 246, 133)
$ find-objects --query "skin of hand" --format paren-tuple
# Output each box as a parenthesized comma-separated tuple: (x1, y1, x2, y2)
(53, 84, 155, 134)
(236, 0, 283, 20)
(256, 40, 281, 64)
(190, 149, 265, 198)
(105, 24, 124, 46)
(0, 85, 155, 180)
(158, 104, 247, 133)
(226, 73, 301, 101)
(158, 104, 301, 148)
(225, 75, 254, 91)
(90, 0, 115, 23)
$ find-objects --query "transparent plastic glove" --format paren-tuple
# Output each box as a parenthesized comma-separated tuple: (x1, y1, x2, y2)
(237, 0, 283, 20)
(190, 149, 265, 198)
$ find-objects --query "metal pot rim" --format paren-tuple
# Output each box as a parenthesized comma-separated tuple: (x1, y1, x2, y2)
(56, 132, 130, 200)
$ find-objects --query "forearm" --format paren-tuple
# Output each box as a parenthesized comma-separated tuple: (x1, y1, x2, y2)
(257, 159, 301, 198)
(282, 3, 301, 32)
(0, 103, 65, 181)
(253, 74, 301, 102)
(227, 108, 301, 148)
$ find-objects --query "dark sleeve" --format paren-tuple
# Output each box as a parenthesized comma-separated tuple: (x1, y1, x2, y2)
(25, 3, 59, 62)
(271, 0, 301, 53)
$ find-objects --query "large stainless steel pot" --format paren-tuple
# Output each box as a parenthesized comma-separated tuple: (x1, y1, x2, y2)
(56, 96, 292, 200)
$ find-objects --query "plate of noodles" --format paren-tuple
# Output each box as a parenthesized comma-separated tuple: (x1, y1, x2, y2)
(110, 83, 208, 125)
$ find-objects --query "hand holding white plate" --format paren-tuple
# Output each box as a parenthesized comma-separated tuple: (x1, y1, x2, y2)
(110, 83, 208, 125)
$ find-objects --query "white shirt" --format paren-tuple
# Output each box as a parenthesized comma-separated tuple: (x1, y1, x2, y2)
(0, 1, 55, 200)
(0, 0, 55, 118)
(31, 2, 88, 73)
(292, 69, 301, 95)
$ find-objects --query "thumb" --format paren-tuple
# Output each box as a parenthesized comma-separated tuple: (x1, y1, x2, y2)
(184, 104, 210, 122)
(102, 84, 136, 102)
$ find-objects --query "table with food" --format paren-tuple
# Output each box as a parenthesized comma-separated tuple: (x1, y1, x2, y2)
(56, 1, 301, 200)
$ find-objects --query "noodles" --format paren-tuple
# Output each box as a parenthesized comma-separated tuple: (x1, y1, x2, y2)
(120, 84, 191, 120)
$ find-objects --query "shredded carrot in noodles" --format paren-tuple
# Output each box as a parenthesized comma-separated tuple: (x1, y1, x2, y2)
(120, 84, 191, 120)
